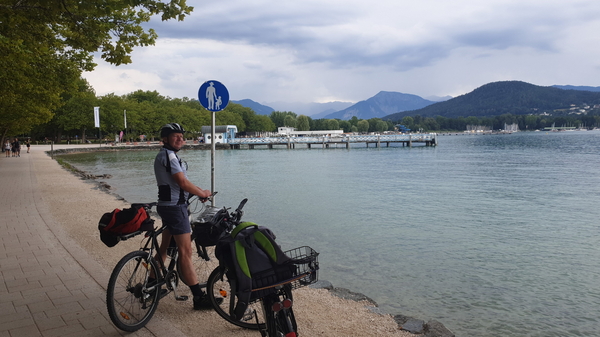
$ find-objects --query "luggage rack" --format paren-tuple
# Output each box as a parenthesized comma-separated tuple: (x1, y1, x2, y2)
(250, 246, 319, 300)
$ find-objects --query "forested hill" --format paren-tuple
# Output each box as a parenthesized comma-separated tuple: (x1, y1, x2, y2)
(384, 81, 600, 121)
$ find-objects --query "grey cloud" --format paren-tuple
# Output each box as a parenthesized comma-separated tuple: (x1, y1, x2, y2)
(144, 1, 600, 75)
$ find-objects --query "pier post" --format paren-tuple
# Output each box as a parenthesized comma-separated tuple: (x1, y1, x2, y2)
(408, 135, 412, 147)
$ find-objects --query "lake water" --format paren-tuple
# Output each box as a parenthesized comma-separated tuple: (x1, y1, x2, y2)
(61, 131, 600, 337)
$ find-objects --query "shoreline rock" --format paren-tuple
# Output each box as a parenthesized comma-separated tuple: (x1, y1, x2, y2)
(311, 280, 454, 337)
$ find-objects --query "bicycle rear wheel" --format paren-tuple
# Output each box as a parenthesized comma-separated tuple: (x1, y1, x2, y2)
(107, 251, 160, 332)
(206, 267, 266, 330)
(263, 285, 297, 337)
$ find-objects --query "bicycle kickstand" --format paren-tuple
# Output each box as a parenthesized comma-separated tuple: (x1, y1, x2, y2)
(169, 279, 189, 302)
(254, 310, 268, 337)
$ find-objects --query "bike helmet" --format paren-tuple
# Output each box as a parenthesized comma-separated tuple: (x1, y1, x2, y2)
(160, 123, 186, 138)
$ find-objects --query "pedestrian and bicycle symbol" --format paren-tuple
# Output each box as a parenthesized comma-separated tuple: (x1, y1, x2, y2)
(198, 80, 229, 112)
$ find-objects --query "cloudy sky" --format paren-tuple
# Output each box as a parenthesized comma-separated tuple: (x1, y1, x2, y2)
(83, 0, 600, 107)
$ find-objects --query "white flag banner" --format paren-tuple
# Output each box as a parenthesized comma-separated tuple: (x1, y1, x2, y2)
(94, 107, 100, 128)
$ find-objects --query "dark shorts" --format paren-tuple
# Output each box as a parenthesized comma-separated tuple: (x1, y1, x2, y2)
(157, 204, 190, 235)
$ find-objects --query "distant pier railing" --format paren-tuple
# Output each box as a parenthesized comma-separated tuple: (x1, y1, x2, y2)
(229, 133, 437, 149)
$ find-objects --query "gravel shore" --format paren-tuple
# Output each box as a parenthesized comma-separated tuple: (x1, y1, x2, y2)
(31, 146, 417, 336)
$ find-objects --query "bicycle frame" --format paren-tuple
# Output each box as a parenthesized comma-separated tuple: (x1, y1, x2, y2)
(107, 196, 221, 332)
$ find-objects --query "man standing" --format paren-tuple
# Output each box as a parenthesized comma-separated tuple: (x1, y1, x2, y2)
(154, 123, 213, 309)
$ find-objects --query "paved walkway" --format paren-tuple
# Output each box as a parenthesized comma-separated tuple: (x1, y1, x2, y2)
(0, 147, 184, 337)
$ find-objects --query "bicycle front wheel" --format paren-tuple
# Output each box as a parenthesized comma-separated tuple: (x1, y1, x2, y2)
(107, 251, 160, 332)
(206, 267, 266, 330)
(192, 246, 220, 286)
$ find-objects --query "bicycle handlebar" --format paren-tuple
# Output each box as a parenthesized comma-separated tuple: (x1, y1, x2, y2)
(229, 198, 248, 223)
(188, 191, 218, 204)
(199, 191, 218, 203)
(235, 198, 248, 213)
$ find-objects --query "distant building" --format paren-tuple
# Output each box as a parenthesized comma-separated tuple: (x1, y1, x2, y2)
(395, 124, 411, 133)
(504, 123, 519, 132)
(201, 125, 238, 144)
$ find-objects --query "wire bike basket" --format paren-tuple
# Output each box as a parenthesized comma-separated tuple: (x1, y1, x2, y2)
(250, 246, 319, 300)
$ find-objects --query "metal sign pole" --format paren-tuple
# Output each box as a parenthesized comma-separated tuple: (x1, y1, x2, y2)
(198, 80, 229, 208)
(211, 111, 216, 207)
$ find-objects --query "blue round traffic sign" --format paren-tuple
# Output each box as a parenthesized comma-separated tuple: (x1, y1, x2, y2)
(198, 80, 229, 112)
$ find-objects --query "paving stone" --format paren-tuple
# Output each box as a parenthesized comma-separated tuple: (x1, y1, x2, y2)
(0, 150, 185, 337)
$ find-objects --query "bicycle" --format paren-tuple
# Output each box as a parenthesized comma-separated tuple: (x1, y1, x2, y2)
(204, 199, 320, 337)
(106, 195, 224, 332)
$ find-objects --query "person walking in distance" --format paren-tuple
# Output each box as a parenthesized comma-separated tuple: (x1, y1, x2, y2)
(154, 123, 214, 309)
(12, 138, 20, 157)
(4, 140, 10, 157)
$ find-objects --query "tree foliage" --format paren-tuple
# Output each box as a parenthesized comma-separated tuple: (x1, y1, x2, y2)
(393, 112, 600, 132)
(32, 90, 284, 142)
(0, 0, 193, 140)
(296, 115, 310, 131)
(270, 111, 297, 128)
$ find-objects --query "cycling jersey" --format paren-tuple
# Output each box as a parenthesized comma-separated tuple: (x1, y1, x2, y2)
(154, 147, 188, 206)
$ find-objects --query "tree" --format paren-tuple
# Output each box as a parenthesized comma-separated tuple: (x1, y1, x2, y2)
(401, 116, 414, 130)
(296, 115, 310, 131)
(357, 120, 369, 133)
(248, 115, 276, 132)
(326, 119, 339, 130)
(523, 115, 538, 130)
(284, 115, 297, 128)
(216, 110, 246, 132)
(422, 117, 439, 131)
(0, 0, 193, 138)
(270, 111, 297, 128)
(339, 120, 352, 133)
(49, 78, 98, 142)
(228, 104, 275, 132)
(97, 94, 128, 140)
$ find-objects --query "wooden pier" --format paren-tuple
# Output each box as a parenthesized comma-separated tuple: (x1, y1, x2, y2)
(229, 134, 437, 149)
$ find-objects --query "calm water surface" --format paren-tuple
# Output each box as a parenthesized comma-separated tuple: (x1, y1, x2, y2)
(63, 131, 600, 337)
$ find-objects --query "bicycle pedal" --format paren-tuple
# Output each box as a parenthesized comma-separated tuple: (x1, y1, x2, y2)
(175, 295, 189, 301)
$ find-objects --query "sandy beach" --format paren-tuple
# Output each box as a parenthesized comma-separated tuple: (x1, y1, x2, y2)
(28, 145, 417, 336)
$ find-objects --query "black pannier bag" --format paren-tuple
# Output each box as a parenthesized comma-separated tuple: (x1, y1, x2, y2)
(192, 206, 230, 247)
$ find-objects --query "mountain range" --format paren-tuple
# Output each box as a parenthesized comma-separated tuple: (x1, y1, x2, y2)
(384, 82, 600, 121)
(231, 100, 355, 118)
(233, 82, 600, 121)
